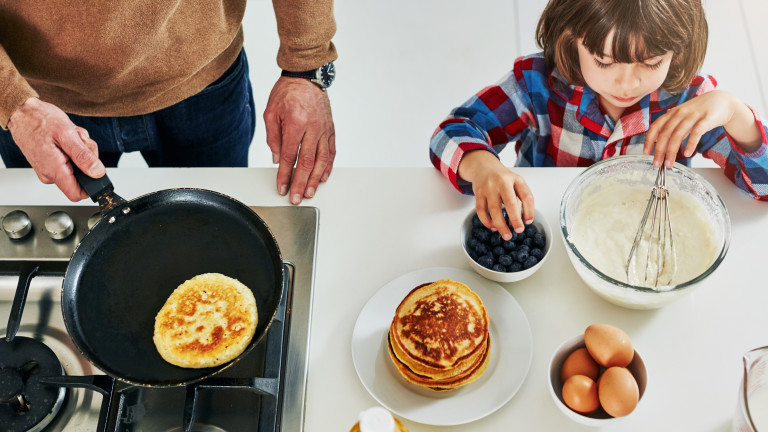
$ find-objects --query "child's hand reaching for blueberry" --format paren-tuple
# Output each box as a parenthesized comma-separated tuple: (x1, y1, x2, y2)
(458, 149, 535, 241)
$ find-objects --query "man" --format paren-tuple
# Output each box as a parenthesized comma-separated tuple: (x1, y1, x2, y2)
(0, 0, 337, 205)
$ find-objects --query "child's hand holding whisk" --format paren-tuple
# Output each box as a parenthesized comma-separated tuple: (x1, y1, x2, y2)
(643, 90, 763, 168)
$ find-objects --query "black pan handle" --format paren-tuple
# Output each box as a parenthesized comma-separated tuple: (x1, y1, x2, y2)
(72, 164, 126, 214)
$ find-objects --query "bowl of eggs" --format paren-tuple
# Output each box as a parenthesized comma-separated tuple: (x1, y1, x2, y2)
(559, 155, 731, 309)
(548, 324, 647, 426)
(461, 207, 552, 283)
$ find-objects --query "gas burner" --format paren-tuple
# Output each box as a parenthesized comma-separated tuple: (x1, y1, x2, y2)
(0, 336, 66, 432)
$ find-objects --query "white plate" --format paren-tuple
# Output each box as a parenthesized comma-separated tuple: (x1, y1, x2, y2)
(351, 267, 533, 425)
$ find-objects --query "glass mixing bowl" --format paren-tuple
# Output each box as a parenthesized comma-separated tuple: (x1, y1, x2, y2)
(559, 155, 731, 309)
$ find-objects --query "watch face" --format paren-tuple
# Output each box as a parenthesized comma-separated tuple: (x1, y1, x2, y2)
(317, 62, 335, 88)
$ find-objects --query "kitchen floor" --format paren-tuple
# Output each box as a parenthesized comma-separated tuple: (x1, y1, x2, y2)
(1, 0, 765, 171)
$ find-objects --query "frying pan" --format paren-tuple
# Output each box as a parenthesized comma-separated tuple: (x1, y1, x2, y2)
(61, 169, 284, 387)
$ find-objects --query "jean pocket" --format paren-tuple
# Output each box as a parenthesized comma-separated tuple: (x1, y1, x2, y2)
(197, 49, 246, 97)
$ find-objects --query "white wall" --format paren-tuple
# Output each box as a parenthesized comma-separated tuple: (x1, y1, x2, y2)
(243, 0, 520, 169)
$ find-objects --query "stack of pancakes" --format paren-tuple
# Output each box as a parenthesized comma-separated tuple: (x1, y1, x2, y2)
(387, 279, 490, 391)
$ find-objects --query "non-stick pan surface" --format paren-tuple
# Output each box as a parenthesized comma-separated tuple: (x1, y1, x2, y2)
(62, 187, 283, 387)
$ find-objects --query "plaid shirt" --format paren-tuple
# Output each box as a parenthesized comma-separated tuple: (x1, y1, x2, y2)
(430, 52, 768, 200)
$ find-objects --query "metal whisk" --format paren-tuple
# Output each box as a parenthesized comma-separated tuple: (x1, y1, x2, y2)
(625, 166, 678, 287)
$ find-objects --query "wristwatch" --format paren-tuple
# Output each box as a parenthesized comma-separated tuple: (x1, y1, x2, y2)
(281, 61, 336, 90)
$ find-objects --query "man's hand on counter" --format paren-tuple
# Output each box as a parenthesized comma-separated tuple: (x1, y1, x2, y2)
(8, 97, 105, 201)
(263, 77, 336, 205)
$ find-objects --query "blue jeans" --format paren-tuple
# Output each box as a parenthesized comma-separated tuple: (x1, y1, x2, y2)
(0, 49, 255, 168)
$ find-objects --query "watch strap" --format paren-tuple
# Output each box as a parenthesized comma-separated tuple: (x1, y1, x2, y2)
(280, 69, 317, 80)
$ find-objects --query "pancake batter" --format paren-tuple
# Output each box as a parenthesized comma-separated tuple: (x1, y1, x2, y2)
(570, 182, 718, 287)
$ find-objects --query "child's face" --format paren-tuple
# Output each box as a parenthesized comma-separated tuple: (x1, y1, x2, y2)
(577, 31, 673, 110)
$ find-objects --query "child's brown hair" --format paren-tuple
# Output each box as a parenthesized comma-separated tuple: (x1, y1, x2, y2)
(535, 0, 707, 94)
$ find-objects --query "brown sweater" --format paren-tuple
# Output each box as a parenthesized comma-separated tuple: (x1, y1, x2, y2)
(0, 0, 337, 129)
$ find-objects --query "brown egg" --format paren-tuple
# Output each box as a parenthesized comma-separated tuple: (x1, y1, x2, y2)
(562, 374, 600, 414)
(560, 347, 600, 382)
(584, 324, 634, 368)
(598, 367, 639, 417)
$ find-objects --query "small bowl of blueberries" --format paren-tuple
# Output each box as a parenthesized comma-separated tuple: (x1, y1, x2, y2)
(461, 207, 552, 283)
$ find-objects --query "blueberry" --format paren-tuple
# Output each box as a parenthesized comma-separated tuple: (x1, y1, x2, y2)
(474, 243, 489, 256)
(524, 225, 538, 238)
(477, 255, 494, 269)
(522, 237, 533, 247)
(467, 237, 478, 251)
(523, 255, 539, 269)
(471, 214, 484, 227)
(508, 262, 523, 272)
(530, 248, 544, 260)
(492, 246, 506, 257)
(511, 231, 524, 242)
(517, 244, 530, 254)
(498, 254, 514, 267)
(469, 250, 479, 261)
(473, 227, 490, 243)
(490, 232, 503, 246)
(492, 264, 506, 272)
(533, 232, 546, 248)
(514, 250, 529, 263)
(502, 239, 516, 251)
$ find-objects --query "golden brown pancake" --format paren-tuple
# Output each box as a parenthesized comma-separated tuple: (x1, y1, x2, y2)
(388, 334, 491, 391)
(391, 279, 488, 369)
(387, 279, 490, 391)
(153, 273, 258, 368)
(388, 325, 485, 380)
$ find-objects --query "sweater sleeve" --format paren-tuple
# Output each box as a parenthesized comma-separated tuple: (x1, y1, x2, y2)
(272, 0, 337, 71)
(698, 106, 768, 200)
(0, 45, 38, 130)
(429, 58, 538, 194)
(685, 74, 768, 200)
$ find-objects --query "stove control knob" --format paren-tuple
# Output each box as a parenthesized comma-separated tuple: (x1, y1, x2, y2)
(2, 210, 33, 239)
(87, 212, 102, 230)
(45, 211, 75, 240)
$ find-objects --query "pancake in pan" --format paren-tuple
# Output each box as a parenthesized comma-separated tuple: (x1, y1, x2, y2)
(153, 273, 258, 368)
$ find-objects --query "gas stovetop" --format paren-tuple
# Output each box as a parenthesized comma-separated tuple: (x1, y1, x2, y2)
(0, 205, 318, 432)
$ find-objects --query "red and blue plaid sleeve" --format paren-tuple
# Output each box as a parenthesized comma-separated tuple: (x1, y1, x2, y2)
(686, 75, 768, 200)
(429, 57, 539, 194)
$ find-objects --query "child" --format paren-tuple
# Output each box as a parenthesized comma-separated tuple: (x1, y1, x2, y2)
(430, 0, 768, 242)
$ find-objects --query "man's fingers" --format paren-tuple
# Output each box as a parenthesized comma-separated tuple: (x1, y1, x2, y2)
(36, 171, 54, 185)
(58, 128, 104, 178)
(276, 125, 303, 198)
(303, 134, 333, 198)
(75, 127, 99, 157)
(321, 132, 336, 183)
(288, 132, 323, 204)
(46, 161, 88, 202)
(263, 111, 282, 164)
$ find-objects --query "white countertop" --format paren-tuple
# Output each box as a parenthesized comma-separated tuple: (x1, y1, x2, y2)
(1, 167, 766, 431)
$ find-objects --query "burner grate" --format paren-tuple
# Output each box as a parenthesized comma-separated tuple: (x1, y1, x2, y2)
(0, 336, 67, 432)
